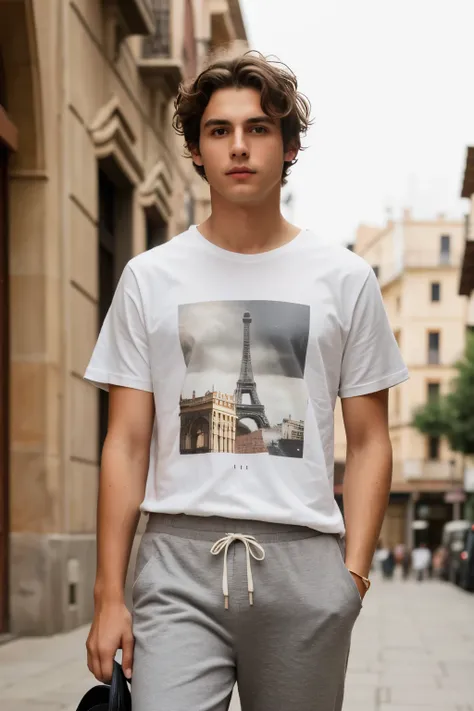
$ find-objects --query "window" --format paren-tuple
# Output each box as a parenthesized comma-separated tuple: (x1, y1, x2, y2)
(440, 234, 450, 264)
(98, 170, 117, 458)
(97, 168, 132, 456)
(146, 212, 167, 250)
(431, 282, 441, 302)
(427, 382, 440, 402)
(428, 331, 440, 364)
(428, 436, 440, 460)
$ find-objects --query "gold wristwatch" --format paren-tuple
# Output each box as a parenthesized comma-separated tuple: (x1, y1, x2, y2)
(348, 569, 371, 590)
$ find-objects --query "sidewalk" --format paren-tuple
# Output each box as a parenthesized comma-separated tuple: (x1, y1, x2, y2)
(1, 572, 473, 710)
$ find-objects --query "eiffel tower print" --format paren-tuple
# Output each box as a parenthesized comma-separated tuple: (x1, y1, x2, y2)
(234, 311, 270, 428)
(178, 299, 309, 458)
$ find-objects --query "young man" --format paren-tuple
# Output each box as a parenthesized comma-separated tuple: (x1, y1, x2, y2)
(85, 52, 409, 710)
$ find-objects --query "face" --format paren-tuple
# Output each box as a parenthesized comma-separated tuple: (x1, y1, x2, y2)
(192, 87, 297, 205)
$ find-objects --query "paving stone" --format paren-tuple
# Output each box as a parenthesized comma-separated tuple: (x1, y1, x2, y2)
(379, 672, 440, 687)
(389, 686, 473, 706)
(379, 706, 460, 711)
(344, 671, 380, 686)
(342, 682, 377, 702)
(2, 703, 67, 711)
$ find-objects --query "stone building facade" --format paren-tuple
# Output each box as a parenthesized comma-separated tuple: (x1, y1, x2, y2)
(0, 0, 247, 636)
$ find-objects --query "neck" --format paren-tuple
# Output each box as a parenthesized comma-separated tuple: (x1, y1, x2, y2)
(198, 187, 300, 254)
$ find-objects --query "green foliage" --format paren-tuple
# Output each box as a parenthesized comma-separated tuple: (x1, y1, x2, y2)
(412, 398, 449, 438)
(412, 332, 474, 455)
(443, 332, 474, 455)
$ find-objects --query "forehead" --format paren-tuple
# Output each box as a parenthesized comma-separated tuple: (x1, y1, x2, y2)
(201, 87, 266, 124)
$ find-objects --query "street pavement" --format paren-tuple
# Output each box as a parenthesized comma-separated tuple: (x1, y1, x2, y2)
(0, 571, 473, 710)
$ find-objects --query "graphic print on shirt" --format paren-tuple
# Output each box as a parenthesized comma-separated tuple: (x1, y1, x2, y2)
(178, 300, 310, 458)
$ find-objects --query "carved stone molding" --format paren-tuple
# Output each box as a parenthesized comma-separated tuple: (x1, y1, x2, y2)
(139, 158, 173, 221)
(89, 95, 144, 186)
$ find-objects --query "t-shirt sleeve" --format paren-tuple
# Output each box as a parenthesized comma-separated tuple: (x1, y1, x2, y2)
(84, 263, 153, 393)
(338, 267, 409, 398)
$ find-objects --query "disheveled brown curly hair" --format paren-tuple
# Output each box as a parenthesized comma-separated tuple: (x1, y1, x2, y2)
(172, 51, 312, 186)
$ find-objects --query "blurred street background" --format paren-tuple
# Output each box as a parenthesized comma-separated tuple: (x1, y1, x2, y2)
(1, 0, 474, 709)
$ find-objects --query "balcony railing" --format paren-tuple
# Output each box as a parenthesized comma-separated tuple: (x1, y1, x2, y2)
(428, 349, 440, 365)
(142, 0, 170, 57)
(403, 459, 463, 481)
(138, 0, 183, 97)
(403, 250, 459, 268)
(374, 250, 461, 288)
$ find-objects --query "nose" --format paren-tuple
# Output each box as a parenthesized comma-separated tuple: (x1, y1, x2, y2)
(230, 128, 249, 159)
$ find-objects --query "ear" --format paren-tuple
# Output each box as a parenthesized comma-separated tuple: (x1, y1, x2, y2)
(190, 144, 203, 167)
(284, 141, 298, 163)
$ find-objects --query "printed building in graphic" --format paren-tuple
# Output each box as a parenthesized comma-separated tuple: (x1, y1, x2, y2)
(281, 416, 304, 441)
(180, 391, 237, 454)
(235, 430, 267, 454)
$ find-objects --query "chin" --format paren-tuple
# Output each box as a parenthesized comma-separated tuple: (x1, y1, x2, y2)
(224, 183, 275, 204)
(226, 192, 266, 206)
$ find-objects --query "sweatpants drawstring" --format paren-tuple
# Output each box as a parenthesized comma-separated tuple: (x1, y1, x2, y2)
(210, 533, 265, 609)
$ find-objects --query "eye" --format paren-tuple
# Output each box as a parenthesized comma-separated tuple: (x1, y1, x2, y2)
(211, 128, 227, 137)
(250, 126, 268, 134)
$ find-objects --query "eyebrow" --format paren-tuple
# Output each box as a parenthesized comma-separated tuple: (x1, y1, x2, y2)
(203, 116, 275, 129)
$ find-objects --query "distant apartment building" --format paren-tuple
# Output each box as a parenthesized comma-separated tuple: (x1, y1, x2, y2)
(335, 209, 468, 549)
(0, 0, 247, 636)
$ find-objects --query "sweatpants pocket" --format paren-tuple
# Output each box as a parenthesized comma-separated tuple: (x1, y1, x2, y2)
(333, 536, 363, 608)
(132, 533, 159, 593)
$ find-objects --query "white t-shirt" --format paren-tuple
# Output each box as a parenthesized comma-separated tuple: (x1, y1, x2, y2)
(85, 226, 409, 535)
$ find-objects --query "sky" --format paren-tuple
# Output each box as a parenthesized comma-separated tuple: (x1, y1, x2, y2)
(239, 0, 474, 246)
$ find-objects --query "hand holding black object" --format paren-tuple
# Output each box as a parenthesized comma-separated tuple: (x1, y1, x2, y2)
(76, 659, 131, 711)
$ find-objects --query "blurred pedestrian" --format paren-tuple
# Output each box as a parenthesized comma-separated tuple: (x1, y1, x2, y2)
(394, 542, 405, 566)
(382, 547, 396, 579)
(374, 541, 389, 575)
(412, 543, 432, 582)
(431, 546, 446, 579)
(402, 547, 412, 579)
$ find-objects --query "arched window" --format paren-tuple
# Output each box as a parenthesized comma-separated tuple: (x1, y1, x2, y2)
(191, 417, 210, 452)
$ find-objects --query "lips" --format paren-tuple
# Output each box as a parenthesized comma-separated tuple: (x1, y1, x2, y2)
(226, 167, 255, 175)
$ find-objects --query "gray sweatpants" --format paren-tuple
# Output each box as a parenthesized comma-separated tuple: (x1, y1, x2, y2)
(131, 513, 362, 711)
